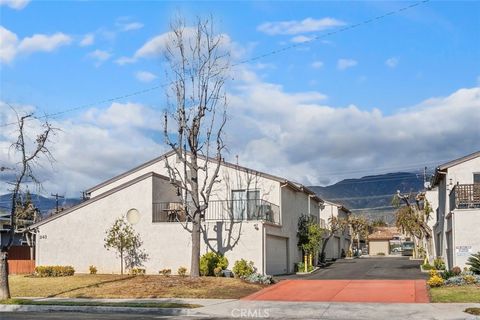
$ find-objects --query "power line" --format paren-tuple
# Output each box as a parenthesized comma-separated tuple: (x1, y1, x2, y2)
(0, 0, 430, 128)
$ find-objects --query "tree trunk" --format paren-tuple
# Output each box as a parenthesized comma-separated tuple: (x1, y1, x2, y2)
(0, 251, 10, 300)
(320, 235, 331, 263)
(190, 212, 201, 277)
(120, 250, 123, 275)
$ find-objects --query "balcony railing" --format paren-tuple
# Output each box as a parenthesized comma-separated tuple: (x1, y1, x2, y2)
(450, 183, 480, 210)
(152, 199, 280, 224)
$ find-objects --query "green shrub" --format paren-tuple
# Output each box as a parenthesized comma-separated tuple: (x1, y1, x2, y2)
(232, 259, 255, 278)
(377, 252, 386, 256)
(35, 266, 75, 277)
(296, 262, 305, 272)
(177, 266, 187, 277)
(433, 258, 446, 270)
(466, 252, 480, 275)
(199, 252, 229, 276)
(421, 263, 434, 271)
(130, 268, 146, 275)
(159, 268, 171, 276)
(89, 265, 97, 275)
(441, 270, 455, 280)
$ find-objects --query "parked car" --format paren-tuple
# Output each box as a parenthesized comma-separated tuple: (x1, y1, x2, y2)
(401, 241, 414, 256)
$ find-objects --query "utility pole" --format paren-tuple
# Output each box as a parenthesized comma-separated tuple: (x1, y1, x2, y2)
(50, 193, 64, 213)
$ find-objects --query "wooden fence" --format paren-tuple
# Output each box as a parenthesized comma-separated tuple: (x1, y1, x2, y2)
(8, 260, 35, 274)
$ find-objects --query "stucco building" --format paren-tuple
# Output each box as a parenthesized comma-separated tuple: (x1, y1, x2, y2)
(28, 151, 327, 275)
(430, 151, 480, 269)
(319, 201, 351, 259)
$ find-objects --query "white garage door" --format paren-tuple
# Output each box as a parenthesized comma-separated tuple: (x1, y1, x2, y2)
(266, 235, 288, 275)
(334, 237, 341, 259)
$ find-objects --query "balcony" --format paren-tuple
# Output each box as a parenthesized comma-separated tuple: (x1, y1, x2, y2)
(450, 183, 480, 210)
(152, 199, 280, 224)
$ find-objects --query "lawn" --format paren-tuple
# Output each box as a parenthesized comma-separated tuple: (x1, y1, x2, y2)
(9, 274, 265, 299)
(429, 285, 480, 303)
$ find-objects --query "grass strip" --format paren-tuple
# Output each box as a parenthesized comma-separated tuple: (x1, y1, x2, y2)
(0, 298, 201, 309)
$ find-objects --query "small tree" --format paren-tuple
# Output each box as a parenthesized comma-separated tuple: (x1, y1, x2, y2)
(104, 217, 148, 275)
(348, 215, 368, 255)
(319, 216, 347, 263)
(393, 191, 433, 260)
(297, 215, 323, 272)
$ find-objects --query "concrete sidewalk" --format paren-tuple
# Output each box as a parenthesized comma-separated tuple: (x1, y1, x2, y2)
(197, 300, 480, 319)
(1, 297, 479, 319)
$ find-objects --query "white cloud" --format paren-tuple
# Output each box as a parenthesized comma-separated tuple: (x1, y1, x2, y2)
(337, 58, 357, 70)
(79, 34, 95, 47)
(290, 35, 314, 43)
(226, 68, 480, 185)
(0, 0, 29, 10)
(18, 33, 71, 53)
(258, 17, 345, 35)
(0, 26, 18, 63)
(0, 101, 165, 196)
(135, 71, 157, 83)
(116, 27, 236, 65)
(311, 61, 324, 69)
(87, 49, 111, 66)
(0, 26, 71, 63)
(385, 57, 399, 68)
(115, 17, 144, 32)
(122, 22, 144, 31)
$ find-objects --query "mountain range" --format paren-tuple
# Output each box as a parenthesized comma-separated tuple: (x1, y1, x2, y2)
(308, 172, 425, 223)
(0, 193, 81, 216)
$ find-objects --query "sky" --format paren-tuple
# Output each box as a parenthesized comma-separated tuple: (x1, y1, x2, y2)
(0, 0, 479, 197)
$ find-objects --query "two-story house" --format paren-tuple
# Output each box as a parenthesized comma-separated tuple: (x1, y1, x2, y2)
(430, 151, 480, 269)
(28, 150, 324, 275)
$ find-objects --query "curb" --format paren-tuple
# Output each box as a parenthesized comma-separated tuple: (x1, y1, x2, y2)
(0, 304, 194, 315)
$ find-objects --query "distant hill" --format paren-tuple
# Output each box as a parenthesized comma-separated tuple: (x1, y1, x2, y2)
(309, 172, 425, 223)
(0, 193, 81, 217)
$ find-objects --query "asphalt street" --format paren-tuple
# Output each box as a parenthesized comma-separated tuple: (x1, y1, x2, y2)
(278, 256, 427, 280)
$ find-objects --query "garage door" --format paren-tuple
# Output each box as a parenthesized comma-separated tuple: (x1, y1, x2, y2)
(333, 236, 341, 259)
(266, 235, 288, 275)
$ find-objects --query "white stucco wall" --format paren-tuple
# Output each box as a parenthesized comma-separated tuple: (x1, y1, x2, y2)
(37, 151, 327, 275)
(434, 155, 480, 269)
(35, 174, 265, 274)
(450, 209, 480, 269)
(36, 175, 155, 273)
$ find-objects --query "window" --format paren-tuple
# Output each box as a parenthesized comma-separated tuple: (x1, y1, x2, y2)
(474, 173, 480, 184)
(231, 189, 260, 220)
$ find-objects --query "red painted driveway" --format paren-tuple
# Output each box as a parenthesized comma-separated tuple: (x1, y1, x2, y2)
(243, 280, 429, 303)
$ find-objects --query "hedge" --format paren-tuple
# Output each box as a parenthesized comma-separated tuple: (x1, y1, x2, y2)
(34, 265, 75, 277)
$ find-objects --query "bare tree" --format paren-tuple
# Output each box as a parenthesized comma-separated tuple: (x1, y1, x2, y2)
(319, 216, 347, 263)
(0, 108, 54, 299)
(393, 191, 433, 260)
(163, 17, 229, 277)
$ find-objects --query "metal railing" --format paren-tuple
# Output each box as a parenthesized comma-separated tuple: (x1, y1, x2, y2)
(450, 183, 480, 210)
(152, 199, 280, 224)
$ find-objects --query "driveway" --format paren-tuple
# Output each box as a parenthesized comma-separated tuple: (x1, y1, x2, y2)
(245, 257, 429, 303)
(280, 256, 427, 280)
